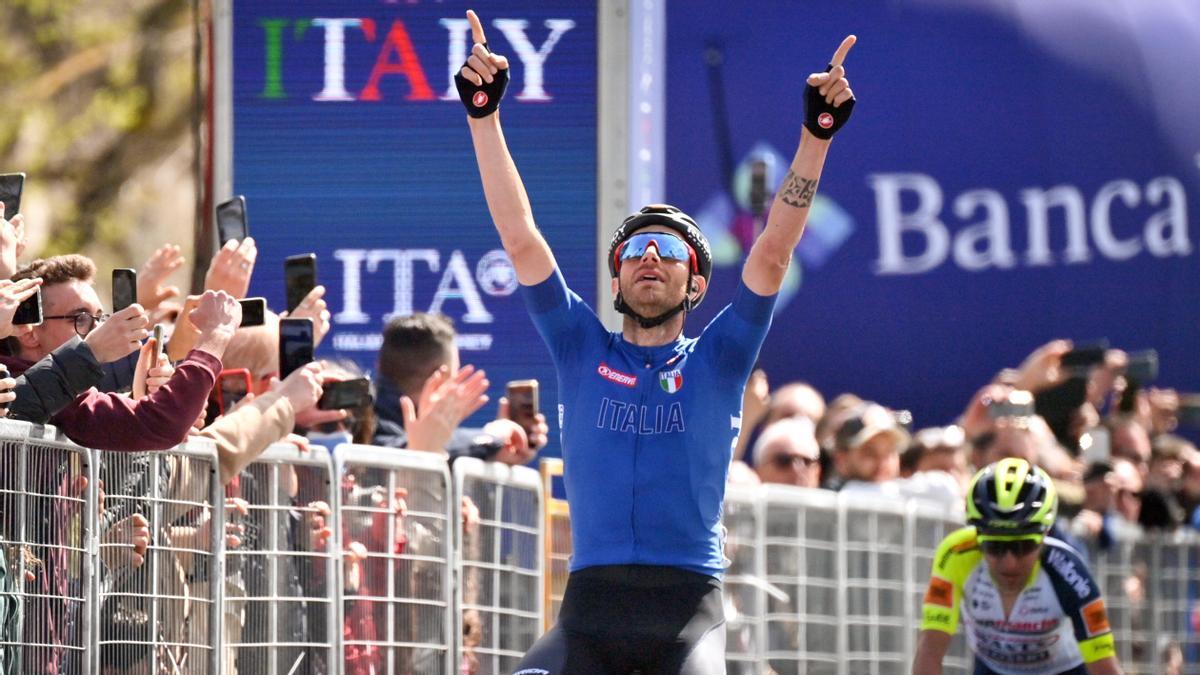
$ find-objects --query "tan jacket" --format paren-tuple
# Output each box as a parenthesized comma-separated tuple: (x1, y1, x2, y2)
(200, 390, 296, 485)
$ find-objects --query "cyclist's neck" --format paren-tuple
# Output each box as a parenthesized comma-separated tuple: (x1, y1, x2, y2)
(621, 314, 685, 347)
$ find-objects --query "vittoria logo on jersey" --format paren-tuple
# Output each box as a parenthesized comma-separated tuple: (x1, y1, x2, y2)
(659, 369, 683, 394)
(1046, 548, 1092, 598)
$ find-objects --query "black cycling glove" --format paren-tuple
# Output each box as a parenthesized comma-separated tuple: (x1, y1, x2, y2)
(454, 44, 509, 119)
(804, 64, 855, 140)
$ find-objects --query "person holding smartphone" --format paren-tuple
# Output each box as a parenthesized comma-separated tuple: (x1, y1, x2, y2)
(0, 197, 28, 279)
(371, 312, 548, 464)
(0, 254, 242, 450)
(458, 9, 855, 671)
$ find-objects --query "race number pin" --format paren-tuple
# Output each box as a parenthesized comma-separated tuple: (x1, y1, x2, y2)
(473, 91, 489, 107)
(818, 112, 834, 129)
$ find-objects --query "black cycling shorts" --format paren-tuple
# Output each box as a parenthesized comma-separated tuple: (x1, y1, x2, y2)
(511, 564, 727, 675)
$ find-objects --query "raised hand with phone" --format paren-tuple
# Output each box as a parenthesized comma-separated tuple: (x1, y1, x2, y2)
(0, 174, 27, 278)
(80, 304, 150, 364)
(1, 255, 240, 450)
(280, 283, 331, 346)
(216, 195, 249, 246)
(482, 378, 549, 465)
(132, 326, 172, 401)
(0, 278, 43, 338)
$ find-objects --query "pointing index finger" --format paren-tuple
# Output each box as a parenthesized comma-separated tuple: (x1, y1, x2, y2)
(466, 9, 487, 46)
(830, 35, 857, 67)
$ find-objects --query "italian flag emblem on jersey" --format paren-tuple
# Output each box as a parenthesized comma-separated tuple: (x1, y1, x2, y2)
(659, 369, 683, 394)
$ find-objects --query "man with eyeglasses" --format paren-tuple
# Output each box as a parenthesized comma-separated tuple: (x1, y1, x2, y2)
(0, 254, 241, 450)
(913, 458, 1123, 675)
(458, 8, 857, 671)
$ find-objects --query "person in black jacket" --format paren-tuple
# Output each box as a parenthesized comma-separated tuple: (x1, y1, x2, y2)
(371, 312, 547, 464)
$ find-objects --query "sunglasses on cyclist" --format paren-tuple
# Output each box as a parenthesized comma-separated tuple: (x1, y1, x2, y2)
(980, 538, 1040, 558)
(615, 232, 697, 272)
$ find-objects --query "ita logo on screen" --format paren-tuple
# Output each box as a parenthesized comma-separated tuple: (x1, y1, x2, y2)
(329, 247, 519, 353)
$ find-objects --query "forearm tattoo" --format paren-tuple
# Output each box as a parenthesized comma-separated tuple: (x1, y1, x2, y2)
(779, 170, 818, 209)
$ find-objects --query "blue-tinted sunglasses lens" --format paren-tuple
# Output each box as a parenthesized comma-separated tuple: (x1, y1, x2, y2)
(619, 233, 691, 263)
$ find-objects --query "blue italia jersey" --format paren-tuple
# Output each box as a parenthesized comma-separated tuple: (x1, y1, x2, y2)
(522, 267, 776, 577)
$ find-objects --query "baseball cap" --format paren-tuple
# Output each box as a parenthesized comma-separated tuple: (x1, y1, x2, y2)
(835, 403, 911, 453)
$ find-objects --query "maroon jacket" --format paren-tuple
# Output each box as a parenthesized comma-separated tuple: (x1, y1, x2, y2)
(0, 349, 220, 451)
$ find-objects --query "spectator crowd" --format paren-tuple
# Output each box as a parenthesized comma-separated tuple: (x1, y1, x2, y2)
(0, 198, 548, 673)
(0, 191, 1197, 674)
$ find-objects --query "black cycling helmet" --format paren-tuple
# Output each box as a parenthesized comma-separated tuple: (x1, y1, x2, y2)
(966, 458, 1058, 538)
(607, 204, 712, 327)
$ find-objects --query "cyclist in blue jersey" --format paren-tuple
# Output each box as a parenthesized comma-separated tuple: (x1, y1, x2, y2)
(454, 9, 857, 673)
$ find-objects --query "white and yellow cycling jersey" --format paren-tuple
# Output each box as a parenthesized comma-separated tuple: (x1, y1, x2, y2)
(921, 527, 1116, 674)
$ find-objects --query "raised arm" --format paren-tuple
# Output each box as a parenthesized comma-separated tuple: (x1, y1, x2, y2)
(459, 10, 555, 286)
(743, 36, 857, 296)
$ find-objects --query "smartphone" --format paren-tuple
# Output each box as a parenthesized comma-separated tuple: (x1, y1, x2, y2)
(1178, 395, 1200, 429)
(318, 378, 372, 411)
(284, 254, 317, 313)
(1124, 349, 1158, 383)
(1061, 340, 1110, 369)
(239, 297, 266, 328)
(216, 195, 248, 246)
(278, 317, 314, 378)
(12, 287, 42, 325)
(0, 173, 25, 219)
(112, 268, 137, 312)
(986, 390, 1036, 419)
(1034, 375, 1089, 417)
(1080, 427, 1111, 465)
(152, 324, 165, 367)
(506, 379, 540, 435)
(214, 368, 252, 416)
(0, 364, 9, 414)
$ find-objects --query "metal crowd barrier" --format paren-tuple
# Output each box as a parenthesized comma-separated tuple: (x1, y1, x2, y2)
(538, 458, 570, 633)
(94, 438, 225, 674)
(0, 419, 94, 674)
(335, 444, 454, 675)
(224, 441, 337, 675)
(454, 457, 543, 675)
(540, 472, 1200, 675)
(1086, 532, 1200, 674)
(4, 420, 1199, 675)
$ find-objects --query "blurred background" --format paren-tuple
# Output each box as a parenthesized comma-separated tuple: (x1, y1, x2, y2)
(0, 0, 205, 296)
